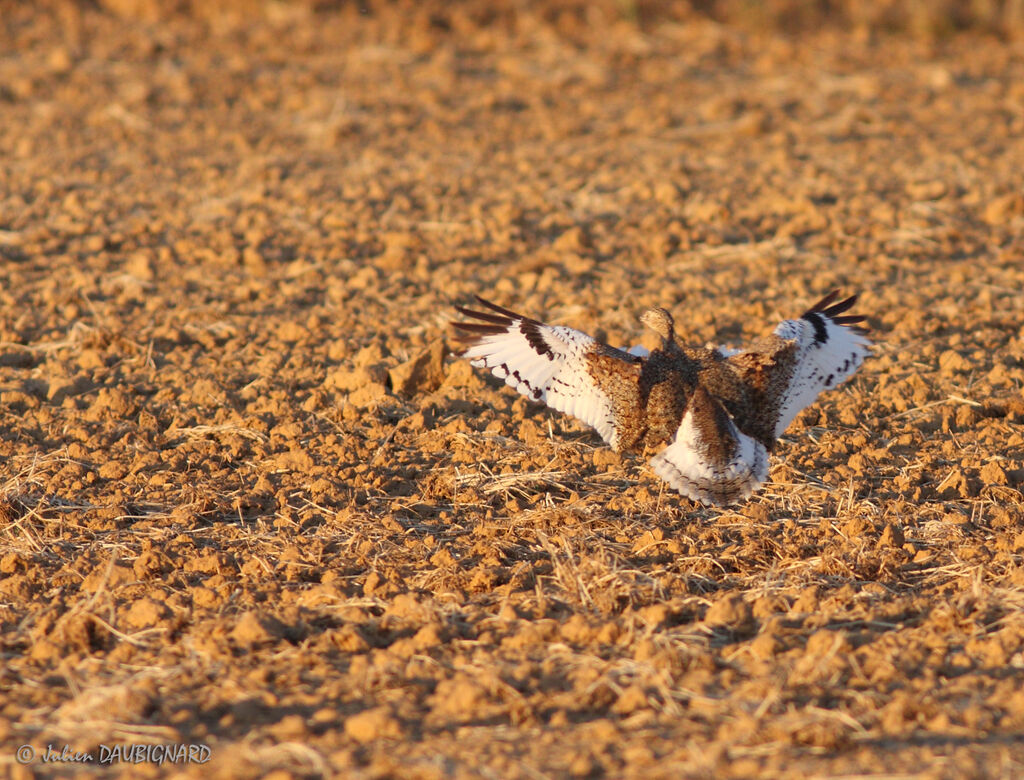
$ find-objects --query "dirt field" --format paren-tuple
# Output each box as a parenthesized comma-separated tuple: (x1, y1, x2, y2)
(1, 2, 1024, 778)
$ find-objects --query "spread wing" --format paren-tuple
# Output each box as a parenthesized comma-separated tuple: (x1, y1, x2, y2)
(649, 385, 769, 506)
(727, 291, 871, 442)
(452, 297, 642, 449)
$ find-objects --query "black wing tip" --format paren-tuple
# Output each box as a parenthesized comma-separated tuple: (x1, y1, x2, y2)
(453, 304, 510, 326)
(804, 289, 855, 315)
(472, 296, 529, 321)
(452, 296, 532, 343)
(450, 320, 505, 334)
(803, 290, 870, 333)
(452, 297, 532, 325)
(805, 290, 841, 314)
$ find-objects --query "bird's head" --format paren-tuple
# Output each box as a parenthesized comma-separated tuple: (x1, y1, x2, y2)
(640, 307, 675, 345)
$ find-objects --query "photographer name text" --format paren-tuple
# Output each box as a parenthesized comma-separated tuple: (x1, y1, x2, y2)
(16, 743, 211, 766)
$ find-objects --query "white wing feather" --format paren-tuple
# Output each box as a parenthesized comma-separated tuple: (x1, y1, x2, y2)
(770, 315, 871, 437)
(458, 291, 870, 506)
(461, 322, 622, 447)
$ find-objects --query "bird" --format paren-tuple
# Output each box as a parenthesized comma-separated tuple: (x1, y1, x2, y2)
(451, 291, 871, 506)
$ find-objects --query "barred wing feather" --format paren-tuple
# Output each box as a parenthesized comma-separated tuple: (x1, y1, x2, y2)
(452, 298, 640, 449)
(731, 291, 871, 440)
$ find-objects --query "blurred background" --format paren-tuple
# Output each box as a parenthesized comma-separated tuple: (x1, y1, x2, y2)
(37, 0, 1024, 37)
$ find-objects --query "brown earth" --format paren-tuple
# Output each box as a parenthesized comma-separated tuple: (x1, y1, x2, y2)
(2, 2, 1024, 778)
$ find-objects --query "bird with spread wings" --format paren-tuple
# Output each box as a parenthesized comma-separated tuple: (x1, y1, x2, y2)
(451, 291, 870, 506)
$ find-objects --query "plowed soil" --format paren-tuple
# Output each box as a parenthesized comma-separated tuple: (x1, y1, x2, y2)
(2, 3, 1024, 778)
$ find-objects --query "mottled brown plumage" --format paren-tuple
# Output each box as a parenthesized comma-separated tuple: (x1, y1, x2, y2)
(452, 292, 871, 505)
